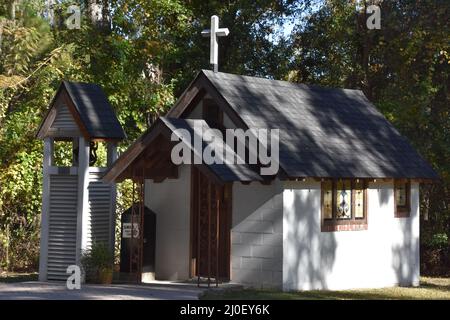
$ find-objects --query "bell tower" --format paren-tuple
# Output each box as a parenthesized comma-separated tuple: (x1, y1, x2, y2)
(36, 81, 126, 281)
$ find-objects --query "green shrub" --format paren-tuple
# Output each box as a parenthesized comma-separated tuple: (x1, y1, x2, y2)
(81, 242, 113, 283)
(428, 233, 449, 250)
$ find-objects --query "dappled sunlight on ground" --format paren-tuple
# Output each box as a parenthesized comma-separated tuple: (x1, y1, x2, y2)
(201, 277, 450, 300)
(0, 276, 204, 300)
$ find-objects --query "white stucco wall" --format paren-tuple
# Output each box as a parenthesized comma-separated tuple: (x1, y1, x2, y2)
(144, 165, 191, 280)
(231, 180, 284, 289)
(283, 180, 420, 291)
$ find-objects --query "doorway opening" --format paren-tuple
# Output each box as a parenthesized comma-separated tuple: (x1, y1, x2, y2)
(190, 167, 232, 287)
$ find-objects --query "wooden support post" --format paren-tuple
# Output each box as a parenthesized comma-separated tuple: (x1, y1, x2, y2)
(207, 181, 211, 288)
(197, 170, 201, 287)
(72, 138, 79, 166)
(107, 142, 118, 255)
(76, 137, 90, 266)
(130, 178, 135, 281)
(216, 187, 220, 287)
(107, 142, 118, 167)
(38, 137, 54, 281)
(139, 167, 145, 283)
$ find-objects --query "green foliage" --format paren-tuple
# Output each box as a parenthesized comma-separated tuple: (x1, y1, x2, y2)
(0, 1, 82, 271)
(426, 233, 449, 250)
(0, 0, 184, 270)
(114, 179, 133, 265)
(53, 141, 73, 167)
(0, 0, 297, 271)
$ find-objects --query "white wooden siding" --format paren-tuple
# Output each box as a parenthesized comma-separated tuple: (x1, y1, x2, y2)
(87, 171, 113, 247)
(47, 174, 78, 280)
(50, 105, 80, 135)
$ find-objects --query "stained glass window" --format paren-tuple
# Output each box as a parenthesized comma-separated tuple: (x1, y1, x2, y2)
(354, 180, 364, 219)
(321, 179, 368, 231)
(336, 180, 352, 219)
(395, 180, 410, 218)
(323, 180, 333, 219)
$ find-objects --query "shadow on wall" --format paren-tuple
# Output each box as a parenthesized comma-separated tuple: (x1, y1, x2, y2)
(377, 182, 392, 207)
(231, 182, 284, 288)
(232, 183, 282, 228)
(392, 217, 419, 286)
(284, 186, 337, 290)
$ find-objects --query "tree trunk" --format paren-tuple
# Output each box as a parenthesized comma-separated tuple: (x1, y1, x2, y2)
(87, 0, 111, 32)
(9, 0, 17, 21)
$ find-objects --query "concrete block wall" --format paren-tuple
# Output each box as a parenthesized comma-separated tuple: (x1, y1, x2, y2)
(231, 180, 283, 288)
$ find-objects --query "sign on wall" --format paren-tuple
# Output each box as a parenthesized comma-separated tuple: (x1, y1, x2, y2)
(122, 223, 140, 239)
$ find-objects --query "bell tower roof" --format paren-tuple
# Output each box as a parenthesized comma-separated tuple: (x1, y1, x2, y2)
(37, 81, 126, 141)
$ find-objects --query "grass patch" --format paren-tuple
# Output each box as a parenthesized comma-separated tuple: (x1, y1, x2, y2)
(0, 272, 38, 283)
(201, 277, 450, 300)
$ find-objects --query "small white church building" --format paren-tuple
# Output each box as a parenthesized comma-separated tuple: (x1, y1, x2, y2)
(36, 15, 438, 292)
(100, 70, 438, 291)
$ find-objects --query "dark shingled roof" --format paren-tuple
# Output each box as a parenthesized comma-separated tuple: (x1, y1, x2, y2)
(161, 117, 262, 182)
(201, 70, 438, 179)
(63, 81, 126, 140)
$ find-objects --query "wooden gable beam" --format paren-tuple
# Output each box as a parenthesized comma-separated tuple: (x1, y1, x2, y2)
(103, 121, 166, 183)
(168, 72, 248, 131)
(36, 84, 65, 139)
(61, 89, 91, 141)
(167, 72, 204, 118)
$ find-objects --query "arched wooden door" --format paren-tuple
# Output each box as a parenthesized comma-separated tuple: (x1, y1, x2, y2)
(190, 167, 231, 282)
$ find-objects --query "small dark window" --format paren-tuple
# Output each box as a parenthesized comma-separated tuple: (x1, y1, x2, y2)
(394, 180, 410, 218)
(321, 179, 368, 232)
(202, 98, 223, 128)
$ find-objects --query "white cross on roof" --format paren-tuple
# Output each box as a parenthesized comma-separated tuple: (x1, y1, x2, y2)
(201, 15, 229, 73)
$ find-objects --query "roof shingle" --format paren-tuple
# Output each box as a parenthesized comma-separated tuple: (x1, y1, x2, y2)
(161, 117, 262, 182)
(63, 81, 126, 140)
(202, 70, 438, 179)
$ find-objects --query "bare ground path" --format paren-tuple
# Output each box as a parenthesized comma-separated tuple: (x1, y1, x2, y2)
(0, 281, 205, 300)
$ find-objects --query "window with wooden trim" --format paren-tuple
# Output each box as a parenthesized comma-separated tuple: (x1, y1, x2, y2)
(394, 180, 411, 218)
(321, 179, 368, 232)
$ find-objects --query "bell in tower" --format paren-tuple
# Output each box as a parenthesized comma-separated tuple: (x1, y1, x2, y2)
(36, 81, 126, 281)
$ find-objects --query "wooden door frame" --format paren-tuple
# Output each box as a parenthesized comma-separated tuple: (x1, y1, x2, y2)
(189, 166, 232, 281)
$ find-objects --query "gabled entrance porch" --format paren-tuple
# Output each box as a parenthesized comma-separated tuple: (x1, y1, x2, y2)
(104, 118, 259, 286)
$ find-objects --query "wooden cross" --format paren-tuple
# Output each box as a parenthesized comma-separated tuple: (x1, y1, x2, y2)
(201, 15, 229, 72)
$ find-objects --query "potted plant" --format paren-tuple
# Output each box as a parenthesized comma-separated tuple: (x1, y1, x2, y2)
(81, 242, 114, 284)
